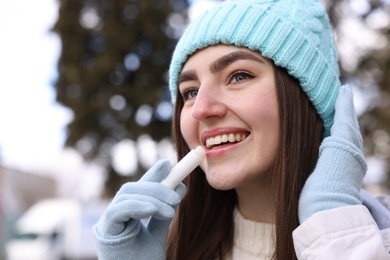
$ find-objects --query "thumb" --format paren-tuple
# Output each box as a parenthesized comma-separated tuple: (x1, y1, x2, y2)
(331, 85, 363, 149)
(139, 159, 172, 183)
(147, 217, 172, 245)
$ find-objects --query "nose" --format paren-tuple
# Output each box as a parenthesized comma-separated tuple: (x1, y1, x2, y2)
(191, 85, 227, 121)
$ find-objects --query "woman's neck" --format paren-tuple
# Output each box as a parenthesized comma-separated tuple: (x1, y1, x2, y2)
(235, 178, 275, 223)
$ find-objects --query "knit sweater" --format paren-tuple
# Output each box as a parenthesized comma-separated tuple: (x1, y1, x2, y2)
(225, 209, 275, 260)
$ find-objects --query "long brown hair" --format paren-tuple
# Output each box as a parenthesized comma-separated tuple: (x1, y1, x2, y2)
(166, 64, 323, 260)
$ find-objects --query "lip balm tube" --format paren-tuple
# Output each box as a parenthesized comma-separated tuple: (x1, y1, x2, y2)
(161, 146, 206, 189)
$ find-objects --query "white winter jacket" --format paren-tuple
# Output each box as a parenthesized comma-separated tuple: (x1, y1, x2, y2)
(293, 191, 390, 259)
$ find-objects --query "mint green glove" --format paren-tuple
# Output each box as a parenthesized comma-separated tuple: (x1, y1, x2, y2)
(298, 85, 367, 223)
(93, 160, 186, 259)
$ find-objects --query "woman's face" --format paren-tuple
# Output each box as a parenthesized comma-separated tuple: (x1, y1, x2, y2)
(179, 45, 280, 190)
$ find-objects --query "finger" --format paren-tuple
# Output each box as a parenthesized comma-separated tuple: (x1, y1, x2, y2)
(107, 195, 177, 221)
(147, 218, 172, 244)
(174, 183, 187, 200)
(114, 182, 183, 205)
(331, 85, 363, 149)
(105, 199, 158, 223)
(139, 159, 172, 183)
(335, 86, 358, 127)
(146, 185, 187, 241)
(99, 199, 154, 236)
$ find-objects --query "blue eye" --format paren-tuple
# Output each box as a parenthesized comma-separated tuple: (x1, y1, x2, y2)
(182, 88, 198, 101)
(228, 71, 254, 84)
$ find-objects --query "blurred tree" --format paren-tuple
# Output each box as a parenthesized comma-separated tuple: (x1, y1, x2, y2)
(326, 0, 390, 191)
(53, 0, 189, 196)
(53, 0, 390, 197)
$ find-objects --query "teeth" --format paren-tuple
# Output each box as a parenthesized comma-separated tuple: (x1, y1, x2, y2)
(205, 133, 247, 148)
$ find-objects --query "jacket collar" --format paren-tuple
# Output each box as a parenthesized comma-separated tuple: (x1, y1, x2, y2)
(362, 189, 390, 230)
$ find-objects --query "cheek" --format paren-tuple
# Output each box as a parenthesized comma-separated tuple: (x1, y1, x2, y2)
(248, 91, 281, 147)
(257, 100, 279, 126)
(180, 109, 197, 147)
(246, 88, 279, 125)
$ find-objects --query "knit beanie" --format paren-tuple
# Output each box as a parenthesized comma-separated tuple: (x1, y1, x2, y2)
(169, 0, 341, 137)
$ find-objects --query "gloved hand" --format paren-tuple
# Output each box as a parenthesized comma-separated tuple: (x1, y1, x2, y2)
(298, 85, 367, 223)
(93, 160, 186, 260)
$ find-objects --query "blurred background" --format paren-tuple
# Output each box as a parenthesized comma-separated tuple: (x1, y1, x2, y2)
(0, 0, 389, 259)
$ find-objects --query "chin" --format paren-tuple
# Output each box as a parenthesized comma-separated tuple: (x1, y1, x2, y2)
(206, 176, 238, 191)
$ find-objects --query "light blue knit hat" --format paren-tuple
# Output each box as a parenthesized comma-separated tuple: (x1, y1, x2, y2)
(169, 0, 341, 136)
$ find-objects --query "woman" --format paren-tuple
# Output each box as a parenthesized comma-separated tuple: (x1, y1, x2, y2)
(93, 0, 390, 259)
(168, 44, 321, 259)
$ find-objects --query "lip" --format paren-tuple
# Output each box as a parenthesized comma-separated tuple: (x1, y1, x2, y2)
(201, 127, 250, 158)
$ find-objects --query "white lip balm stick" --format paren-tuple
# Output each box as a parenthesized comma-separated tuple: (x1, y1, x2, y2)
(161, 146, 206, 189)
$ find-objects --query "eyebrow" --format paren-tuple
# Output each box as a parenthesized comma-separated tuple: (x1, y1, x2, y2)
(178, 70, 198, 86)
(177, 50, 266, 86)
(210, 50, 266, 73)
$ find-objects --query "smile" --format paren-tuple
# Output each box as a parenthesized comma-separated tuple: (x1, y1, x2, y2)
(205, 133, 248, 149)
